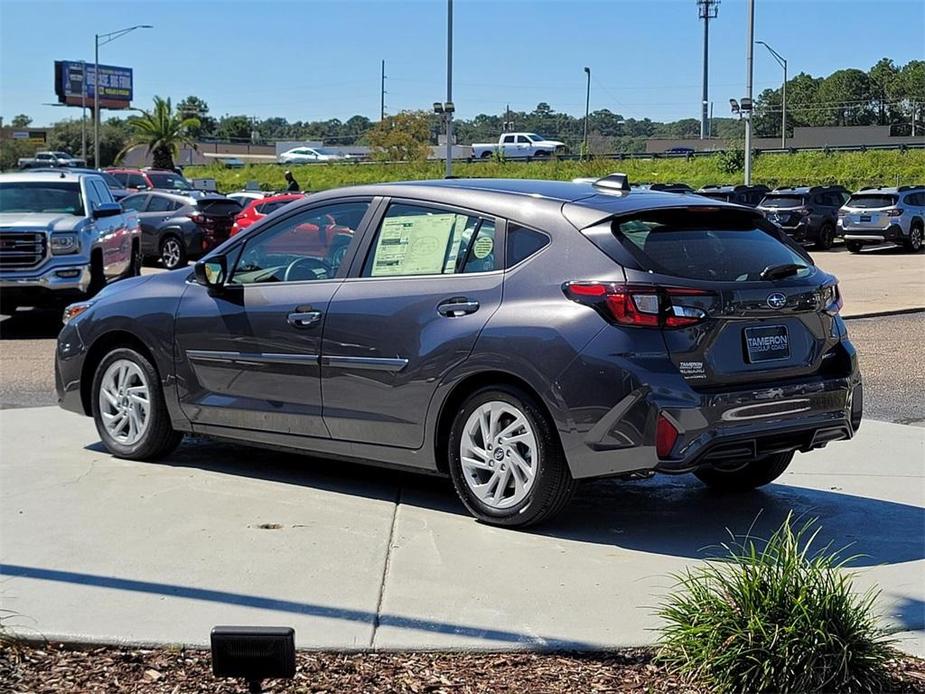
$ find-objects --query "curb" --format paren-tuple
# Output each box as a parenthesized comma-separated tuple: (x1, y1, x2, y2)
(843, 307, 925, 320)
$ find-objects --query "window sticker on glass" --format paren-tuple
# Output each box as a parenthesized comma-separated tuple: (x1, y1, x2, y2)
(371, 213, 457, 276)
(472, 235, 493, 259)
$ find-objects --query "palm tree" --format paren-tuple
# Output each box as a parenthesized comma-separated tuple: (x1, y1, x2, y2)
(125, 96, 200, 169)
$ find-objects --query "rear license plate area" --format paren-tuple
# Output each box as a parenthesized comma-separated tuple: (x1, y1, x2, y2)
(744, 325, 790, 363)
(860, 215, 872, 222)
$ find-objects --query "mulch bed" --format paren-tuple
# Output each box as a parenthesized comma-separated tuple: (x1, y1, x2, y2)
(2, 642, 924, 693)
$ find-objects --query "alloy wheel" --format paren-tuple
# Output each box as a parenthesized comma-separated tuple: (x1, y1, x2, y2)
(912, 227, 922, 251)
(161, 238, 181, 269)
(98, 359, 151, 446)
(459, 401, 538, 509)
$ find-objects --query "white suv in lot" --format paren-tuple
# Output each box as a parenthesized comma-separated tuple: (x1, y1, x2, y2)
(837, 185, 925, 253)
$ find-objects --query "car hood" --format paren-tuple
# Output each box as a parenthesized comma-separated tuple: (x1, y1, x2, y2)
(0, 213, 83, 231)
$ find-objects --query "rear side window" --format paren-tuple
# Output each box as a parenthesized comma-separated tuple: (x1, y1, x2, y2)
(128, 174, 148, 189)
(507, 225, 549, 266)
(146, 195, 175, 213)
(613, 209, 812, 282)
(364, 203, 497, 277)
(120, 194, 147, 212)
(847, 194, 898, 209)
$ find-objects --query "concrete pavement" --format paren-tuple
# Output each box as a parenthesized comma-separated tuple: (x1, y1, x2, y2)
(814, 244, 925, 317)
(1, 407, 922, 655)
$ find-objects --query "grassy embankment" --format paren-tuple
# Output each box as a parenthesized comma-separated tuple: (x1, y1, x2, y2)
(182, 149, 925, 194)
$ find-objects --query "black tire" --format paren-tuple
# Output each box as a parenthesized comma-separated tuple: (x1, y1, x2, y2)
(694, 451, 794, 492)
(91, 347, 183, 460)
(160, 234, 187, 270)
(815, 222, 836, 251)
(479, 151, 493, 160)
(846, 240, 864, 254)
(447, 385, 577, 528)
(534, 150, 550, 159)
(904, 223, 923, 253)
(86, 251, 106, 297)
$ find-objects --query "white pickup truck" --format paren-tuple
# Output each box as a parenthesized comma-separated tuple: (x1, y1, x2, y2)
(471, 132, 566, 159)
(0, 170, 141, 313)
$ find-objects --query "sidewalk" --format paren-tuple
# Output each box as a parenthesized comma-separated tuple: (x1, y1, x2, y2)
(1, 407, 922, 656)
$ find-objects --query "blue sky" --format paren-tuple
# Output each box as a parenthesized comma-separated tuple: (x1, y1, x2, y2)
(1, 0, 923, 127)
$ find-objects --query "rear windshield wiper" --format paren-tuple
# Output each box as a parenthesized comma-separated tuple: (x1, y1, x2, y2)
(760, 263, 808, 280)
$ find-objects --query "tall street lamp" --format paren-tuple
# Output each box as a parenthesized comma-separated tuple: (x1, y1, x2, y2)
(444, 0, 453, 177)
(743, 0, 755, 185)
(94, 24, 152, 167)
(757, 40, 787, 148)
(583, 67, 591, 158)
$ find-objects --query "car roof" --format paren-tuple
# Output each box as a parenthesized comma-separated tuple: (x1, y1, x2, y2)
(0, 170, 97, 183)
(304, 177, 745, 230)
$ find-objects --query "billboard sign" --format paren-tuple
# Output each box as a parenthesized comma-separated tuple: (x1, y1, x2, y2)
(54, 60, 133, 109)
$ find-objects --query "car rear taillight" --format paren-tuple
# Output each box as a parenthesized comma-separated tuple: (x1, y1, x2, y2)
(564, 282, 710, 328)
(822, 283, 843, 315)
(656, 413, 679, 458)
(886, 208, 904, 217)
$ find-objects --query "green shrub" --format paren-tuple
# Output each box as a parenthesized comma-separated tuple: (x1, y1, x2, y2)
(656, 514, 895, 693)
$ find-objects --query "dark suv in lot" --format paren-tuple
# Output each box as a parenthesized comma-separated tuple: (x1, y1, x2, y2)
(56, 176, 862, 527)
(756, 185, 849, 250)
(696, 184, 770, 207)
(120, 191, 242, 269)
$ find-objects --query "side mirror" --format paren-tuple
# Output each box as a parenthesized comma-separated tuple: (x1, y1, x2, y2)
(93, 202, 123, 219)
(195, 255, 228, 290)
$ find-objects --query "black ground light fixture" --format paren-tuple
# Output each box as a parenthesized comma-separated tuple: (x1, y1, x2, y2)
(211, 626, 296, 693)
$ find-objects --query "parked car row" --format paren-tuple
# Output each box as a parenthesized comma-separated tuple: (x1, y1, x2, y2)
(626, 181, 923, 253)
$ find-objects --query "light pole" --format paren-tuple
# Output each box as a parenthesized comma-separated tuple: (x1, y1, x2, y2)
(583, 67, 591, 158)
(445, 0, 454, 177)
(743, 0, 755, 184)
(81, 61, 87, 161)
(94, 24, 152, 167)
(757, 40, 787, 148)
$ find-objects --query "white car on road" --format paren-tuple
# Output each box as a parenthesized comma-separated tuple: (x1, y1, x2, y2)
(278, 147, 350, 164)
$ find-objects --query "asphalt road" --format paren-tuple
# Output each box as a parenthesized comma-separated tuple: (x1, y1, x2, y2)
(1, 304, 922, 424)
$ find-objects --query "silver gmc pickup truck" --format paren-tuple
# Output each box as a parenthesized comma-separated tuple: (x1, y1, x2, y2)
(0, 170, 141, 314)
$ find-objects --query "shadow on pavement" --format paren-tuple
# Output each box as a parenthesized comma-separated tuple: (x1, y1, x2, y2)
(0, 563, 594, 648)
(0, 308, 63, 340)
(87, 435, 925, 569)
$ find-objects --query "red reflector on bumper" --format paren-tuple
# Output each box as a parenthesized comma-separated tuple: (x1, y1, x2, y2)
(656, 414, 679, 458)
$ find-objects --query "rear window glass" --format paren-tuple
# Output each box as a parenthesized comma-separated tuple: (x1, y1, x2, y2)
(846, 194, 897, 209)
(613, 209, 812, 282)
(147, 173, 192, 190)
(697, 191, 733, 202)
(196, 199, 243, 216)
(760, 195, 804, 208)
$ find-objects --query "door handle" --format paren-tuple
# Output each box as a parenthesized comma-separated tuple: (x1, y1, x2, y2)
(287, 310, 322, 328)
(437, 298, 480, 317)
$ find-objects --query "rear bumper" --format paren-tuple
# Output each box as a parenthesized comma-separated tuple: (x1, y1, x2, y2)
(838, 223, 903, 243)
(554, 334, 861, 480)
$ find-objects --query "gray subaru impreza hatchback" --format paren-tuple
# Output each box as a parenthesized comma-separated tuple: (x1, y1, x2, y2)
(56, 175, 862, 527)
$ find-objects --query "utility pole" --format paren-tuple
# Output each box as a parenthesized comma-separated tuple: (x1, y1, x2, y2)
(380, 59, 386, 121)
(743, 0, 755, 184)
(583, 67, 591, 157)
(698, 0, 719, 140)
(445, 0, 453, 178)
(913, 100, 917, 137)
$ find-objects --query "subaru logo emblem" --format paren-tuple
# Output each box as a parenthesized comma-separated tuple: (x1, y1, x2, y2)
(767, 292, 787, 309)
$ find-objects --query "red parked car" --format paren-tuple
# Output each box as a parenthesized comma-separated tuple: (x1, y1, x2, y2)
(230, 193, 305, 236)
(106, 168, 195, 193)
